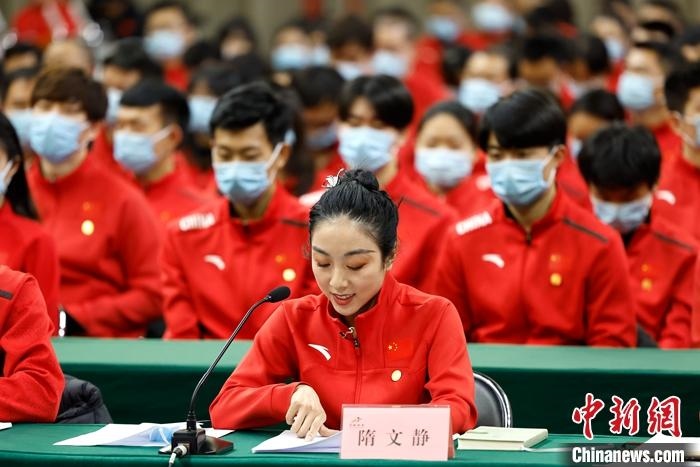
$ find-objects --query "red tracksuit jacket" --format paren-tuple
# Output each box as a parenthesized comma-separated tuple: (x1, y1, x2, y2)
(0, 266, 63, 422)
(656, 152, 700, 241)
(209, 274, 477, 434)
(161, 186, 316, 339)
(693, 257, 700, 348)
(0, 202, 60, 331)
(433, 191, 637, 346)
(27, 157, 163, 337)
(625, 215, 697, 348)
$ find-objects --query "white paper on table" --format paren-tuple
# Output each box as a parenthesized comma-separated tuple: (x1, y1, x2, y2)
(0, 423, 11, 431)
(643, 433, 700, 457)
(54, 422, 233, 447)
(251, 430, 341, 453)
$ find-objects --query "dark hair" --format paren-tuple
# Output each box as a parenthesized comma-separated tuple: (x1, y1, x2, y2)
(310, 169, 398, 261)
(210, 81, 293, 145)
(144, 0, 197, 26)
(120, 79, 190, 132)
(225, 53, 270, 83)
(630, 41, 684, 75)
(339, 75, 414, 130)
(0, 66, 40, 103)
(103, 38, 163, 80)
(664, 61, 700, 113)
(217, 16, 258, 52)
(570, 89, 625, 121)
(637, 20, 676, 42)
(577, 123, 660, 189)
(183, 40, 220, 70)
(291, 66, 344, 108)
(373, 6, 420, 41)
(31, 68, 107, 122)
(478, 88, 566, 150)
(188, 62, 247, 97)
(676, 25, 700, 47)
(418, 100, 478, 142)
(573, 33, 610, 75)
(326, 15, 373, 52)
(3, 42, 42, 69)
(441, 44, 472, 88)
(519, 34, 574, 64)
(0, 112, 36, 219)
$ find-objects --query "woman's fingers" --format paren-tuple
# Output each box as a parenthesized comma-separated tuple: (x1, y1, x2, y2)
(305, 415, 326, 441)
(319, 425, 339, 437)
(290, 405, 309, 434)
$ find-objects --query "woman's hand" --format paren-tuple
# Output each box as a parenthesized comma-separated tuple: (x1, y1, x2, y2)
(285, 384, 336, 440)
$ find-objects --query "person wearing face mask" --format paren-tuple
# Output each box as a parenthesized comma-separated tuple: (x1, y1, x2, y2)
(655, 62, 700, 242)
(616, 41, 683, 160)
(210, 169, 478, 438)
(161, 82, 316, 339)
(567, 90, 625, 161)
(0, 112, 60, 333)
(142, 1, 198, 91)
(326, 16, 374, 82)
(25, 68, 162, 338)
(291, 66, 345, 193)
(269, 20, 315, 87)
(414, 101, 493, 216)
(302, 75, 456, 291)
(1, 67, 39, 153)
(433, 89, 636, 347)
(578, 124, 696, 349)
(458, 48, 514, 115)
(566, 34, 611, 101)
(114, 79, 213, 237)
(372, 7, 450, 129)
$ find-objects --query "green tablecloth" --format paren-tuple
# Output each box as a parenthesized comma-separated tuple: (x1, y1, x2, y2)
(53, 339, 700, 436)
(0, 424, 644, 467)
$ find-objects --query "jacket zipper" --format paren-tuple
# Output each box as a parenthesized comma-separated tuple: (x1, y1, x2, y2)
(340, 326, 362, 403)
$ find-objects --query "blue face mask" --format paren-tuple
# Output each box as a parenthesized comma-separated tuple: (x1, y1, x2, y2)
(7, 109, 33, 146)
(335, 62, 365, 81)
(0, 160, 14, 196)
(338, 126, 396, 172)
(307, 123, 338, 151)
(145, 30, 186, 61)
(106, 88, 122, 125)
(188, 96, 217, 133)
(29, 112, 87, 164)
(459, 78, 501, 114)
(114, 126, 171, 175)
(271, 44, 312, 71)
(214, 143, 282, 204)
(604, 38, 625, 62)
(371, 50, 409, 78)
(617, 72, 656, 111)
(425, 16, 460, 42)
(472, 2, 514, 32)
(486, 150, 557, 206)
(592, 194, 652, 233)
(568, 138, 583, 159)
(311, 45, 331, 66)
(415, 147, 473, 188)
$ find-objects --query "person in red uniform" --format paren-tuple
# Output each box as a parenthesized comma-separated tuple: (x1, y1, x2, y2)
(413, 101, 493, 216)
(371, 7, 451, 128)
(616, 42, 682, 160)
(693, 258, 700, 348)
(302, 75, 456, 292)
(25, 68, 162, 337)
(578, 124, 696, 348)
(0, 265, 63, 422)
(11, 0, 84, 48)
(142, 1, 197, 91)
(567, 89, 626, 160)
(0, 112, 59, 332)
(114, 79, 213, 235)
(432, 89, 636, 346)
(457, 48, 515, 117)
(161, 82, 315, 340)
(210, 169, 477, 437)
(656, 61, 700, 241)
(290, 66, 346, 193)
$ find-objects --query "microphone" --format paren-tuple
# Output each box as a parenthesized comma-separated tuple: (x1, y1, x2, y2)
(169, 286, 291, 456)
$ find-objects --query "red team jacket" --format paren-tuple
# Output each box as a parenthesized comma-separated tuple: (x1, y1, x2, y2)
(625, 215, 697, 348)
(433, 191, 637, 346)
(210, 274, 477, 434)
(0, 202, 60, 331)
(161, 186, 316, 339)
(0, 266, 63, 422)
(656, 152, 700, 242)
(27, 157, 163, 337)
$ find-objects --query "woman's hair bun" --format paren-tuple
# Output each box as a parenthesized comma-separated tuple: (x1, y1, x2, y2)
(338, 169, 380, 192)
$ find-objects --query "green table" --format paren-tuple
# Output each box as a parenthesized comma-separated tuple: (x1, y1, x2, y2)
(53, 339, 700, 436)
(0, 424, 645, 466)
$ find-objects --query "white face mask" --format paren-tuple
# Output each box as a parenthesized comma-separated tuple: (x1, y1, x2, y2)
(0, 160, 15, 196)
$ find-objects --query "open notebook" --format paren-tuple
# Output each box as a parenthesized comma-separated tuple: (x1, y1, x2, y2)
(251, 430, 341, 453)
(457, 426, 548, 451)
